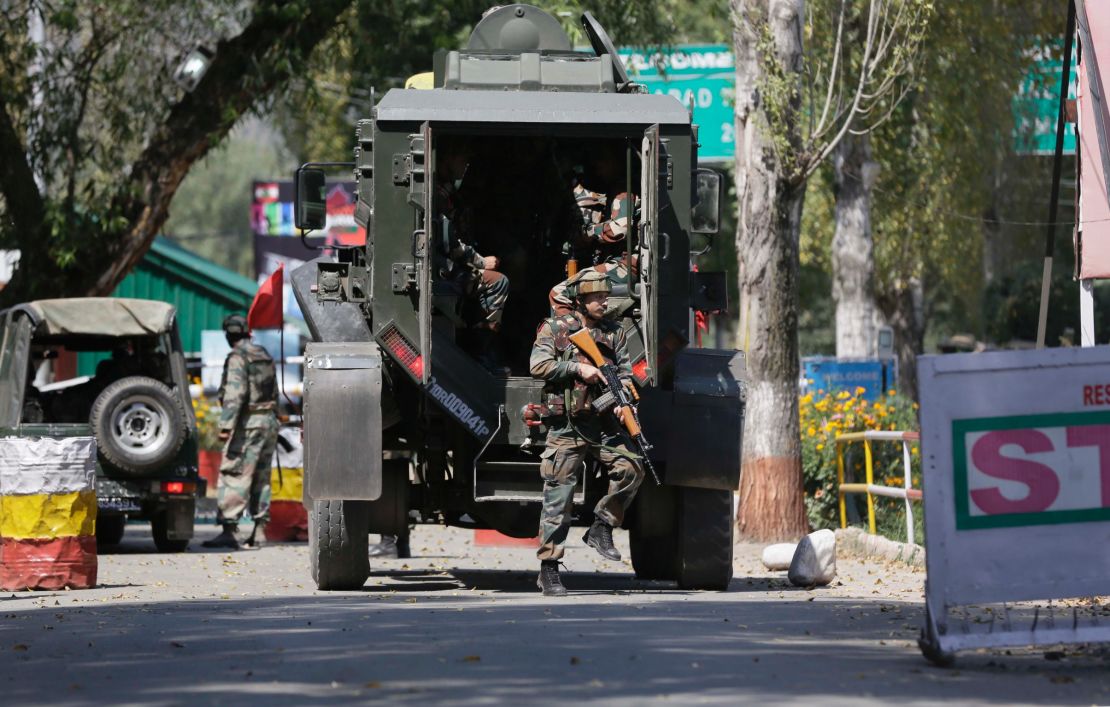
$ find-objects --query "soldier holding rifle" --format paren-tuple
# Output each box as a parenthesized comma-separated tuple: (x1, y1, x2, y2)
(528, 270, 647, 596)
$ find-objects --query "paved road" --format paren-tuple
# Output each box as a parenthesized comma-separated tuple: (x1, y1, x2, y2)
(1, 523, 1106, 706)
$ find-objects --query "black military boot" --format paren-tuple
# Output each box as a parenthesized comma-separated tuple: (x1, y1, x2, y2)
(202, 523, 240, 550)
(583, 521, 621, 561)
(243, 522, 266, 549)
(537, 560, 567, 596)
(368, 535, 400, 558)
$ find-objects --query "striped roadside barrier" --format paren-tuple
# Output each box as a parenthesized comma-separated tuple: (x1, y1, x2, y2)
(267, 465, 307, 541)
(0, 437, 98, 590)
(265, 427, 307, 542)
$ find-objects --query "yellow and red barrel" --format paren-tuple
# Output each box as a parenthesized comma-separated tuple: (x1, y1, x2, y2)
(265, 428, 307, 542)
(0, 437, 98, 590)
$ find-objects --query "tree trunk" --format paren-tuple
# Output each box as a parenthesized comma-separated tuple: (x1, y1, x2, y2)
(877, 278, 924, 400)
(733, 0, 809, 541)
(832, 132, 881, 359)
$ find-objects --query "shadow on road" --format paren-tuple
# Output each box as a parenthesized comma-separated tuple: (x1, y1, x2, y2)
(1, 586, 1105, 705)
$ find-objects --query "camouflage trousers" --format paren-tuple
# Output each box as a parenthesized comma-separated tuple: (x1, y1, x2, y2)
(536, 424, 644, 561)
(216, 416, 279, 525)
(460, 268, 509, 329)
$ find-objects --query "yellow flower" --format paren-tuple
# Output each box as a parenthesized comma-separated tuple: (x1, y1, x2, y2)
(837, 391, 850, 400)
(807, 426, 816, 437)
(816, 443, 824, 451)
(855, 386, 867, 396)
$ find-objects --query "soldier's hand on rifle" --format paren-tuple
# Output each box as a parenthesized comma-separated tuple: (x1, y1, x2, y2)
(481, 255, 500, 270)
(577, 363, 603, 384)
(613, 404, 624, 419)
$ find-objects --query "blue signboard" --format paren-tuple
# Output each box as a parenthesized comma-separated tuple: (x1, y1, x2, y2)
(802, 357, 894, 402)
(618, 44, 734, 163)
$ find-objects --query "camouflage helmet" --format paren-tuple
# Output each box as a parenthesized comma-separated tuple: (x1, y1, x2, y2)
(222, 314, 249, 336)
(574, 270, 612, 298)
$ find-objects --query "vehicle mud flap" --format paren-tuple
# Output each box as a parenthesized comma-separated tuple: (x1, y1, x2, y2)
(162, 497, 195, 540)
(303, 342, 383, 501)
(664, 349, 746, 490)
(628, 481, 677, 581)
(676, 487, 734, 590)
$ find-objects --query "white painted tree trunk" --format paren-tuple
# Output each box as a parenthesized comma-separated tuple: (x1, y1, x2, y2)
(832, 132, 881, 359)
(733, 0, 809, 541)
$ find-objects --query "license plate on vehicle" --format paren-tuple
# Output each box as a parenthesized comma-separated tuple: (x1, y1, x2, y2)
(100, 497, 141, 512)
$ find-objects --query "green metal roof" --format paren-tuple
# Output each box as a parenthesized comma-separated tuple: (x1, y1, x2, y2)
(112, 237, 258, 354)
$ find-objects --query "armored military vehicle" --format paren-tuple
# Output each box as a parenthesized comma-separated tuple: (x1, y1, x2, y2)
(293, 5, 745, 590)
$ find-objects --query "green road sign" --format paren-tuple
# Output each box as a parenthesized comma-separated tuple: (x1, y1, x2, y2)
(1013, 47, 1076, 156)
(618, 45, 735, 164)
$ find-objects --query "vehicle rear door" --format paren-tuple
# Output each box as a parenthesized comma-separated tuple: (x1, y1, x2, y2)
(408, 122, 433, 384)
(639, 125, 663, 384)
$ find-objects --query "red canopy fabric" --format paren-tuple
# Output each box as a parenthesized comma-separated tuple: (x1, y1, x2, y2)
(248, 265, 284, 330)
(1076, 1, 1110, 279)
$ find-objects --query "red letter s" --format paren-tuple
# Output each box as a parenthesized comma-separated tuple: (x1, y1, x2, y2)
(969, 430, 1059, 514)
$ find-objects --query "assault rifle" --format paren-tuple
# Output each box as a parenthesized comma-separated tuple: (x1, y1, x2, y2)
(568, 329, 661, 485)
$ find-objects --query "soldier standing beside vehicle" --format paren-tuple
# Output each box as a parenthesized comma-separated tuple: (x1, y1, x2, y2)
(202, 315, 279, 550)
(529, 271, 645, 596)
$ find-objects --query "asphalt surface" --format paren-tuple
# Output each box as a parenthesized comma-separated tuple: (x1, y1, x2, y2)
(1, 523, 1107, 706)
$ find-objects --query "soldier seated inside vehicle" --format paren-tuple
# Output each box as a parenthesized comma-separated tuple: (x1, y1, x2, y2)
(433, 134, 640, 376)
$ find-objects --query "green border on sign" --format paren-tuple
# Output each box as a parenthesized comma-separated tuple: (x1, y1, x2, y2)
(952, 410, 1110, 530)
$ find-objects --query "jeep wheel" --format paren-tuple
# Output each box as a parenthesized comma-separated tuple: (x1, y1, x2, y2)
(629, 483, 677, 581)
(95, 514, 127, 547)
(90, 376, 187, 474)
(310, 500, 370, 590)
(675, 488, 734, 590)
(151, 511, 190, 553)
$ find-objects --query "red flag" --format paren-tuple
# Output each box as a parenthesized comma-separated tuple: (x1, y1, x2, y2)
(248, 265, 284, 330)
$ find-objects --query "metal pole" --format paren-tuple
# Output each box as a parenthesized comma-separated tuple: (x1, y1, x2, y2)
(1037, 0, 1077, 349)
(903, 438, 914, 545)
(864, 439, 876, 534)
(837, 440, 848, 529)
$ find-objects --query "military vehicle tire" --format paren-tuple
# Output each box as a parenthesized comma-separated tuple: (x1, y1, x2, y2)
(675, 487, 734, 590)
(95, 514, 126, 547)
(151, 511, 190, 553)
(90, 376, 187, 474)
(310, 500, 370, 590)
(629, 483, 677, 581)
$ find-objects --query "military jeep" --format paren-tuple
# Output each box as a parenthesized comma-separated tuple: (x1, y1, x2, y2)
(0, 298, 200, 551)
(294, 5, 745, 590)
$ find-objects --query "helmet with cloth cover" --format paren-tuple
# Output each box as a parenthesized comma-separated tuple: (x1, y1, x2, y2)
(568, 269, 612, 301)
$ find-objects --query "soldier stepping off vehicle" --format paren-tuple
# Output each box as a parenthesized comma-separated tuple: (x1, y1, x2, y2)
(529, 270, 649, 596)
(202, 315, 279, 551)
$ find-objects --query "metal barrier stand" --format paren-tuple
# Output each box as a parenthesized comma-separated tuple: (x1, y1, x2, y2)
(836, 430, 921, 544)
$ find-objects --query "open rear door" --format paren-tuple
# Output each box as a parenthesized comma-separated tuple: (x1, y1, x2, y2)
(639, 125, 661, 383)
(409, 122, 433, 384)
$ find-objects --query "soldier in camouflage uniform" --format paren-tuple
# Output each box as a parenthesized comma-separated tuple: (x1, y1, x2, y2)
(529, 271, 644, 596)
(202, 315, 279, 550)
(551, 188, 639, 316)
(435, 149, 510, 372)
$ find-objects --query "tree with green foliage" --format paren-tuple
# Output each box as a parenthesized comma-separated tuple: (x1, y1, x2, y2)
(0, 0, 352, 303)
(730, 0, 931, 540)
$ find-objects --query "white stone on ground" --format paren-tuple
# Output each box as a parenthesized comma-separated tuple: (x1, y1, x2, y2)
(761, 543, 797, 570)
(788, 528, 837, 586)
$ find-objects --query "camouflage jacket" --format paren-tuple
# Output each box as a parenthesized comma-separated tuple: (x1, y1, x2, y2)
(572, 185, 637, 248)
(218, 339, 278, 431)
(529, 313, 631, 416)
